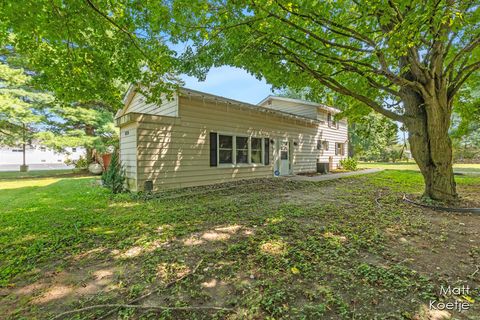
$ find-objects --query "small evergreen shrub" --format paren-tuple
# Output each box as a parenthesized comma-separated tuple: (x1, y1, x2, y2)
(65, 156, 88, 169)
(340, 158, 358, 171)
(101, 151, 126, 194)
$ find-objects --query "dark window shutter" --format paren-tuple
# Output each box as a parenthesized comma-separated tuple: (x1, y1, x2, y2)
(210, 132, 217, 167)
(264, 138, 270, 165)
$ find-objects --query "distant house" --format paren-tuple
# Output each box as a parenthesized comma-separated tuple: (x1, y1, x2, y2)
(115, 87, 348, 191)
(0, 144, 84, 166)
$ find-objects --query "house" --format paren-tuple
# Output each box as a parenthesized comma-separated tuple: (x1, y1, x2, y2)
(115, 87, 348, 191)
(0, 144, 84, 167)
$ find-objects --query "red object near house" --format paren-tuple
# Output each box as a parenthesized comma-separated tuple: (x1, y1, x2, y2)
(102, 153, 112, 170)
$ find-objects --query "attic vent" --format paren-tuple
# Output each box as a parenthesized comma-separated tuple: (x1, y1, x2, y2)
(267, 100, 272, 105)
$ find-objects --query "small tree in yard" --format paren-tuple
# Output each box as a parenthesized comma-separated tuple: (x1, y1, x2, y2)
(0, 61, 52, 170)
(102, 151, 126, 194)
(38, 102, 119, 164)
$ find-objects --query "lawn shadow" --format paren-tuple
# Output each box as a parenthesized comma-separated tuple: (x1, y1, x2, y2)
(1, 172, 480, 319)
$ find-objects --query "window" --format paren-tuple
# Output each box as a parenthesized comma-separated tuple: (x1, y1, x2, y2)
(280, 141, 289, 160)
(317, 140, 329, 151)
(251, 137, 263, 163)
(124, 130, 129, 136)
(328, 113, 338, 129)
(215, 134, 266, 166)
(40, 147, 46, 152)
(335, 143, 345, 156)
(72, 147, 77, 152)
(218, 135, 233, 164)
(236, 136, 249, 164)
(12, 149, 22, 152)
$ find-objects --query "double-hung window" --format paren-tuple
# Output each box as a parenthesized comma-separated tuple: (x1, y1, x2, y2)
(251, 137, 263, 164)
(216, 134, 265, 166)
(328, 113, 339, 129)
(218, 135, 233, 164)
(335, 142, 345, 156)
(236, 136, 249, 164)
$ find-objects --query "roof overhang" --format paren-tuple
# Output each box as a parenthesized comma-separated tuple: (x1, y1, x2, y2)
(117, 85, 323, 125)
(258, 95, 341, 114)
(179, 88, 320, 125)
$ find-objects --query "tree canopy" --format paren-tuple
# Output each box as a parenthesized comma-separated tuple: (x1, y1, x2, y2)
(0, 61, 52, 147)
(0, 0, 178, 107)
(168, 0, 478, 119)
(39, 101, 118, 160)
(349, 113, 400, 160)
(0, 50, 117, 162)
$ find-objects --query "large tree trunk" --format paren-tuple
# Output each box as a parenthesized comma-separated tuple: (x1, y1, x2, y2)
(402, 86, 457, 202)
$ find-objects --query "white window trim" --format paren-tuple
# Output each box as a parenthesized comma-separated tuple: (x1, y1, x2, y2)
(327, 113, 339, 129)
(236, 135, 250, 165)
(217, 132, 266, 168)
(335, 142, 345, 156)
(218, 134, 234, 165)
(250, 137, 264, 165)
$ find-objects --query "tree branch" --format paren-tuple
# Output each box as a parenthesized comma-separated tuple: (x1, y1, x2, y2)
(273, 0, 376, 47)
(269, 40, 404, 122)
(83, 0, 159, 72)
(251, 1, 373, 53)
(445, 35, 480, 76)
(275, 34, 397, 91)
(448, 60, 480, 99)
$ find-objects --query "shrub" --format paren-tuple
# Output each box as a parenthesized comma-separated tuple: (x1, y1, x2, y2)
(101, 151, 126, 194)
(65, 156, 88, 169)
(340, 158, 357, 171)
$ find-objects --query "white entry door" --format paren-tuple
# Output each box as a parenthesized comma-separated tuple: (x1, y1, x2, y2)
(279, 140, 290, 176)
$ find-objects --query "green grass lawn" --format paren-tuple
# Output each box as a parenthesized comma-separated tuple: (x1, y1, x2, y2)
(359, 161, 480, 173)
(0, 169, 85, 180)
(1, 172, 479, 319)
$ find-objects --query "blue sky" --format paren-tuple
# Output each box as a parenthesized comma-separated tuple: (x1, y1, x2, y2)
(180, 66, 274, 105)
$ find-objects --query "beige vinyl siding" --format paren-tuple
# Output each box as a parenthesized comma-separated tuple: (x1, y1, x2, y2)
(125, 92, 179, 117)
(260, 100, 318, 119)
(131, 96, 348, 191)
(317, 109, 329, 122)
(315, 108, 348, 165)
(316, 121, 348, 165)
(119, 123, 138, 190)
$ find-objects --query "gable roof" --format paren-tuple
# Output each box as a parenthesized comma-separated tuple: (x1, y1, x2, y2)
(258, 96, 341, 114)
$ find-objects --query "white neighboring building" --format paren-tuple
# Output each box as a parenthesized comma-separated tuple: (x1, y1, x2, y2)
(0, 144, 85, 165)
